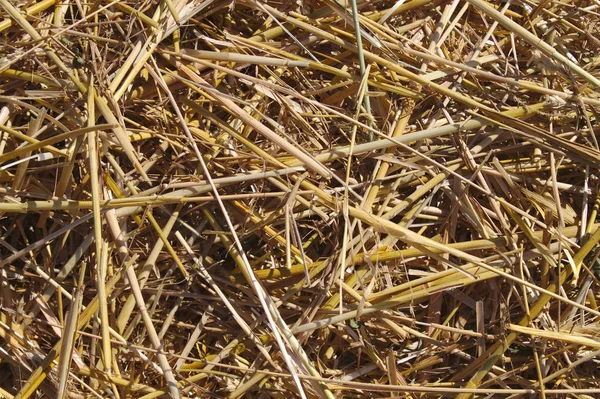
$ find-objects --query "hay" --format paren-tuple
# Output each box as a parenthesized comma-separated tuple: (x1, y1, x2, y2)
(1, 0, 600, 397)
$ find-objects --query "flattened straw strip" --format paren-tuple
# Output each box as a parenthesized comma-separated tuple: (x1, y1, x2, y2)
(379, 0, 406, 23)
(111, 0, 170, 102)
(176, 48, 311, 67)
(228, 372, 270, 399)
(86, 80, 111, 375)
(0, 69, 68, 88)
(0, 124, 68, 159)
(108, 40, 143, 93)
(368, 0, 443, 21)
(12, 108, 44, 191)
(56, 285, 84, 399)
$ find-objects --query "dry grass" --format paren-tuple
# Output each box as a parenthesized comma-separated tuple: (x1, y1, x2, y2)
(1, 0, 600, 397)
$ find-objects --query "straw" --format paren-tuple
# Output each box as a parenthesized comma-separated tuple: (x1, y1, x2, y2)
(2, 0, 600, 397)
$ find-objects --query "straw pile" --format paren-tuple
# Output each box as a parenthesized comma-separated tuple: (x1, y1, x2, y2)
(1, 0, 600, 397)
